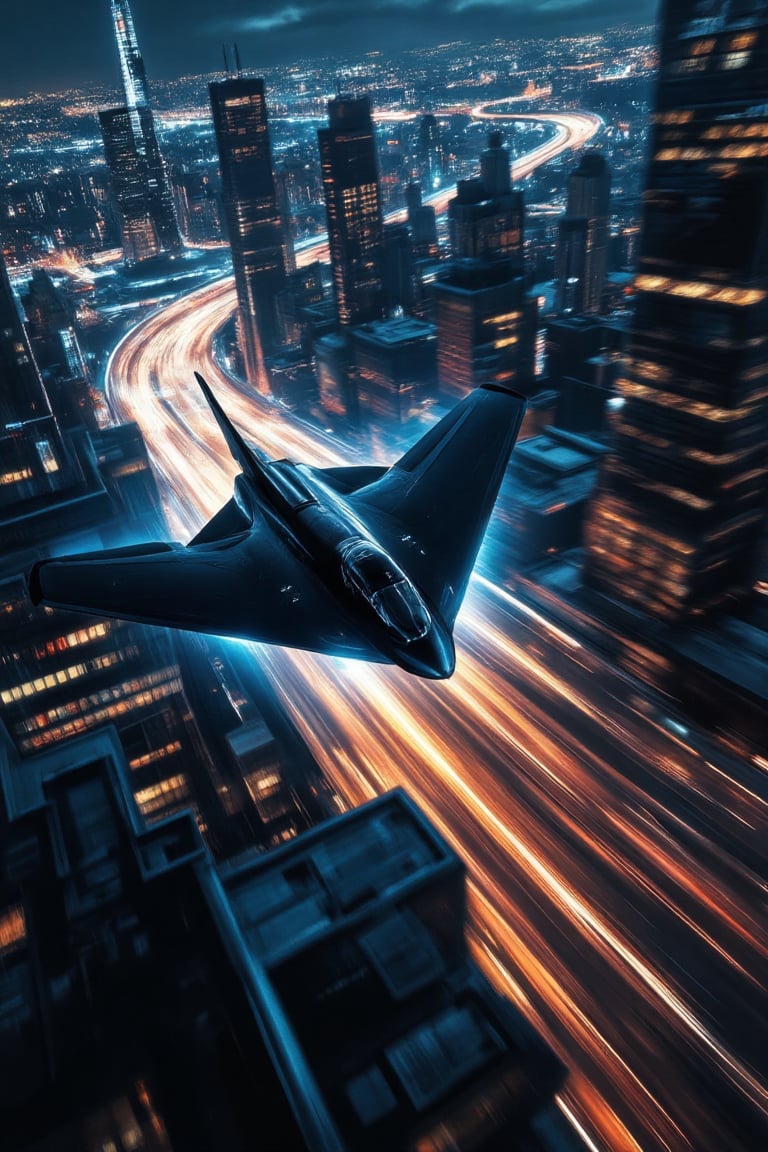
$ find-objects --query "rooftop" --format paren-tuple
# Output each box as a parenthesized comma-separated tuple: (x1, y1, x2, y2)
(516, 434, 596, 476)
(353, 315, 436, 348)
(225, 789, 451, 964)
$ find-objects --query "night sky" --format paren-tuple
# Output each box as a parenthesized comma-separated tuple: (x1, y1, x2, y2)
(2, 0, 659, 97)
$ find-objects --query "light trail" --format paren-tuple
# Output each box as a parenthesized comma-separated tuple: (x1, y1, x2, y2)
(104, 110, 768, 1152)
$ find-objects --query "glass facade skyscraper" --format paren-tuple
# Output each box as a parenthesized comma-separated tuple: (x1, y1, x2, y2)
(585, 0, 768, 623)
(100, 0, 182, 263)
(318, 96, 386, 328)
(209, 76, 287, 390)
(558, 151, 611, 316)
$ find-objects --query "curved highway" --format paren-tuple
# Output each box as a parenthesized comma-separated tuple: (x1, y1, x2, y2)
(105, 110, 768, 1152)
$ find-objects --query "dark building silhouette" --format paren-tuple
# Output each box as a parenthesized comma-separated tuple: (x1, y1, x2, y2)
(0, 726, 306, 1152)
(0, 735, 569, 1152)
(448, 134, 523, 265)
(99, 0, 182, 263)
(480, 129, 513, 197)
(556, 151, 611, 315)
(22, 270, 85, 382)
(419, 112, 442, 189)
(275, 165, 298, 275)
(585, 0, 768, 624)
(22, 269, 95, 433)
(318, 96, 386, 328)
(171, 168, 222, 245)
(0, 254, 70, 508)
(448, 177, 524, 264)
(434, 260, 537, 400)
(210, 75, 287, 390)
(212, 788, 567, 1150)
(405, 182, 439, 259)
(382, 223, 415, 314)
(437, 132, 535, 398)
(352, 315, 437, 424)
(275, 262, 327, 348)
(547, 315, 606, 393)
(555, 216, 589, 315)
(503, 428, 606, 567)
(315, 331, 356, 423)
(546, 316, 621, 435)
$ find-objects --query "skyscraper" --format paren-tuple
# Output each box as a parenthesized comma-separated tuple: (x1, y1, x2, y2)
(382, 223, 415, 313)
(0, 254, 69, 507)
(404, 182, 439, 259)
(448, 133, 524, 265)
(555, 216, 590, 314)
(99, 0, 182, 263)
(448, 180, 524, 265)
(419, 112, 442, 189)
(434, 261, 537, 400)
(480, 128, 513, 197)
(318, 96, 386, 327)
(22, 268, 95, 433)
(556, 151, 611, 315)
(437, 131, 534, 399)
(210, 76, 287, 390)
(584, 0, 768, 623)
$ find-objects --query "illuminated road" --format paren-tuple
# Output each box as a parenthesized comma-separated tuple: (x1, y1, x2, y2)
(105, 113, 768, 1151)
(399, 111, 603, 220)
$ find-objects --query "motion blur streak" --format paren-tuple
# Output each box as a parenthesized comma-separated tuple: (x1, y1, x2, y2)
(106, 115, 768, 1152)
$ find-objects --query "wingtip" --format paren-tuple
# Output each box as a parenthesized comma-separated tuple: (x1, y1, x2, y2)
(480, 382, 528, 405)
(28, 560, 45, 606)
(195, 370, 220, 418)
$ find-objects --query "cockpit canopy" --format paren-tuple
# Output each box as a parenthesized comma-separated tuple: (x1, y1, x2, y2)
(340, 540, 431, 644)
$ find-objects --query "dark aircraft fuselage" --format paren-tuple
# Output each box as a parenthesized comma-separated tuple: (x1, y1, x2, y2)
(238, 454, 455, 679)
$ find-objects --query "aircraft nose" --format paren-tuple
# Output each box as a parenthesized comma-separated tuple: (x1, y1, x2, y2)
(419, 628, 455, 680)
(433, 641, 456, 679)
(392, 620, 455, 679)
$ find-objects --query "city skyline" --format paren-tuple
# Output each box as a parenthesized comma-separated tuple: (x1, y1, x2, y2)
(1, 0, 659, 97)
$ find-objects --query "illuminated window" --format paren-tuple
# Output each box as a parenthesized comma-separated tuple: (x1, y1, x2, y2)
(0, 468, 33, 486)
(134, 774, 189, 816)
(35, 440, 60, 475)
(635, 275, 765, 308)
(722, 52, 751, 70)
(0, 905, 25, 954)
(128, 740, 182, 771)
(728, 31, 757, 51)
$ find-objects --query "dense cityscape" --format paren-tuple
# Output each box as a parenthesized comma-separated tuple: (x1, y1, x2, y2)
(1, 2, 767, 1151)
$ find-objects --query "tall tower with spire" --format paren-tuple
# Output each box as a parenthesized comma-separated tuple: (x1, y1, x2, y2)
(111, 0, 151, 109)
(99, 0, 182, 263)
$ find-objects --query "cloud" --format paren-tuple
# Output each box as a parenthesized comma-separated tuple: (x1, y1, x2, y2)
(222, 5, 306, 33)
(451, 0, 513, 10)
(208, 0, 658, 57)
(537, 0, 594, 12)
